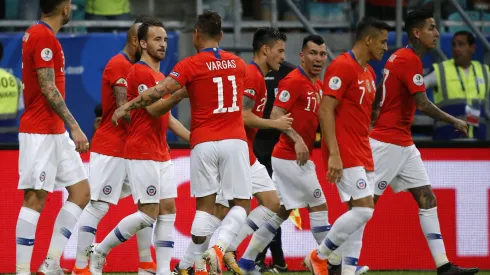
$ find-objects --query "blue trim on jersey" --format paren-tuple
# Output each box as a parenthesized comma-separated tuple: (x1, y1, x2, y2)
(136, 60, 150, 67)
(343, 257, 359, 266)
(251, 61, 264, 76)
(311, 225, 331, 233)
(80, 226, 97, 235)
(16, 237, 35, 246)
(114, 227, 127, 242)
(324, 238, 339, 251)
(297, 65, 309, 78)
(426, 233, 443, 240)
(265, 223, 277, 234)
(37, 21, 54, 32)
(60, 227, 72, 239)
(120, 51, 132, 63)
(246, 219, 259, 231)
(405, 44, 417, 54)
(155, 240, 175, 248)
(201, 47, 222, 59)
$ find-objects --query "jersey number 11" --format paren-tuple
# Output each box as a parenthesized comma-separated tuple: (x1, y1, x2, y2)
(213, 76, 239, 114)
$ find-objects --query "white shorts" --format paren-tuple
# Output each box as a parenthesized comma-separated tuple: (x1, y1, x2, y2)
(370, 138, 430, 196)
(271, 157, 326, 210)
(336, 166, 375, 203)
(216, 160, 276, 206)
(18, 132, 87, 192)
(89, 152, 132, 204)
(126, 159, 177, 204)
(190, 139, 252, 200)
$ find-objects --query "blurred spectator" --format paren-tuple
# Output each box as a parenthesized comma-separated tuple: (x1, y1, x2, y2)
(204, 0, 236, 21)
(425, 31, 490, 140)
(86, 0, 131, 31)
(0, 42, 24, 143)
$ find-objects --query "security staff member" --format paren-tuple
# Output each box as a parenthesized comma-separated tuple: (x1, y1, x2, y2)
(425, 31, 490, 140)
(253, 60, 295, 273)
(0, 42, 23, 142)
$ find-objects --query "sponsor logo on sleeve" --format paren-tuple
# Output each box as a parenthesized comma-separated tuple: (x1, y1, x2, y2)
(413, 74, 424, 86)
(41, 48, 53, 61)
(279, 90, 290, 102)
(329, 76, 342, 90)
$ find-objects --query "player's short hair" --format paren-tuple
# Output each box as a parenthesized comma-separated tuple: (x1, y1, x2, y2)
(137, 18, 165, 42)
(252, 27, 287, 53)
(40, 0, 68, 15)
(355, 17, 391, 41)
(404, 8, 434, 37)
(195, 11, 222, 38)
(302, 35, 324, 50)
(134, 15, 153, 24)
(453, 30, 475, 46)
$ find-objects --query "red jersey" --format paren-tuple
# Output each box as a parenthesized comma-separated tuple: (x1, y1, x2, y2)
(20, 21, 66, 134)
(91, 52, 132, 157)
(321, 52, 376, 171)
(244, 62, 267, 165)
(272, 67, 322, 160)
(124, 62, 170, 162)
(370, 47, 425, 146)
(168, 48, 247, 148)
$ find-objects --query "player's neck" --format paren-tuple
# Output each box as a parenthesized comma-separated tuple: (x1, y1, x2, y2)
(39, 16, 62, 34)
(408, 40, 426, 58)
(198, 41, 220, 52)
(350, 45, 370, 69)
(122, 45, 135, 63)
(252, 56, 269, 76)
(299, 64, 318, 84)
(140, 55, 160, 72)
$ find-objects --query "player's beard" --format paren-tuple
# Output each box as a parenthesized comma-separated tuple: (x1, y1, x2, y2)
(149, 47, 166, 62)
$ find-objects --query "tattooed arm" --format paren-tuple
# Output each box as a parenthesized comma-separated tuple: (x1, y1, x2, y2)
(113, 85, 130, 122)
(271, 106, 308, 165)
(112, 77, 181, 125)
(413, 92, 468, 135)
(37, 68, 89, 152)
(146, 88, 188, 118)
(242, 95, 292, 130)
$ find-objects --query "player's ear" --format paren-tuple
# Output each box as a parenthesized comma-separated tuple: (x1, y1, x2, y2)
(218, 31, 224, 43)
(139, 39, 147, 50)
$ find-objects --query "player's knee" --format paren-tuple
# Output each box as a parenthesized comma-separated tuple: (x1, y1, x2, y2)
(191, 210, 221, 241)
(213, 203, 229, 220)
(67, 179, 90, 208)
(413, 186, 437, 209)
(138, 203, 159, 220)
(87, 200, 110, 218)
(352, 207, 374, 223)
(230, 198, 250, 214)
(23, 190, 47, 213)
(159, 198, 177, 215)
(262, 196, 281, 213)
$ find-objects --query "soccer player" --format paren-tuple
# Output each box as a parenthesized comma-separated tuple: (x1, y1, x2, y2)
(89, 19, 190, 275)
(112, 11, 252, 275)
(16, 1, 91, 274)
(73, 17, 157, 275)
(369, 9, 478, 275)
(235, 34, 330, 275)
(311, 17, 389, 275)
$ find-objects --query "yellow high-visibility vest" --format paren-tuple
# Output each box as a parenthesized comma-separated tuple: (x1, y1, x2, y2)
(433, 59, 489, 138)
(0, 68, 19, 120)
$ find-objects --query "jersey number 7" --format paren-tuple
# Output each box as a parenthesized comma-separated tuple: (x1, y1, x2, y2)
(213, 76, 240, 114)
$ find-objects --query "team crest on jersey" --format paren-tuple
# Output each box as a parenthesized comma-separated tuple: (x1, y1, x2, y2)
(41, 48, 53, 61)
(356, 179, 367, 190)
(413, 74, 424, 86)
(279, 90, 290, 102)
(245, 89, 256, 96)
(170, 71, 180, 77)
(329, 76, 341, 90)
(313, 188, 322, 198)
(116, 78, 127, 86)
(147, 185, 157, 196)
(138, 84, 148, 94)
(378, 181, 387, 190)
(39, 171, 46, 182)
(103, 185, 112, 195)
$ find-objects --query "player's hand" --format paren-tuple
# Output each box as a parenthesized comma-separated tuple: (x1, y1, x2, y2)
(274, 113, 293, 131)
(327, 155, 343, 183)
(294, 140, 309, 166)
(71, 127, 89, 153)
(453, 119, 468, 136)
(112, 106, 129, 126)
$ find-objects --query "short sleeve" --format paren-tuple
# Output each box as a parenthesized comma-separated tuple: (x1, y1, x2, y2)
(243, 69, 260, 102)
(108, 60, 130, 88)
(274, 78, 301, 112)
(400, 57, 426, 95)
(168, 57, 192, 88)
(322, 60, 354, 103)
(31, 33, 56, 70)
